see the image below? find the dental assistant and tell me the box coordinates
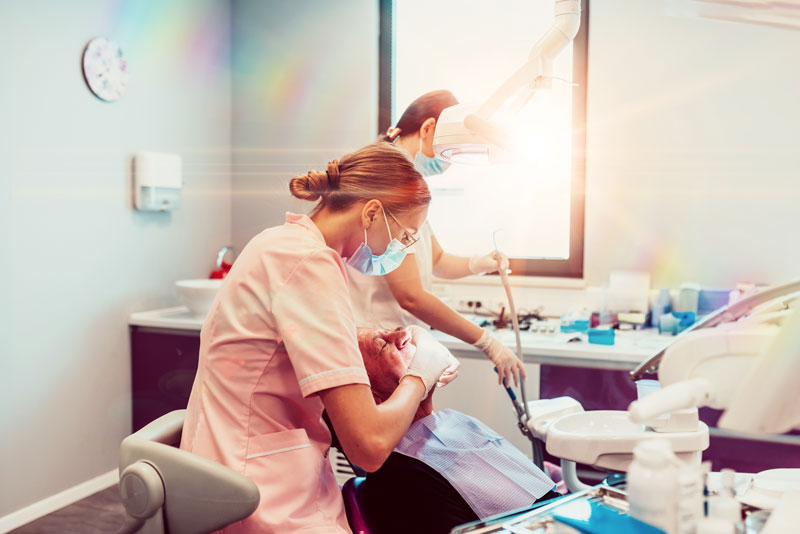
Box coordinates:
[180,143,452,534]
[348,90,527,387]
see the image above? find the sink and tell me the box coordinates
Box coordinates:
[175,279,223,316]
[546,410,709,471]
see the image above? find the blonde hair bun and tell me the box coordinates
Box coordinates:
[289,170,328,201]
[289,160,341,201]
[287,143,430,216]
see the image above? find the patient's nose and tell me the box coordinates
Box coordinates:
[386,329,410,349]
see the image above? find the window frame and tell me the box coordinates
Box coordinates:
[379,0,589,279]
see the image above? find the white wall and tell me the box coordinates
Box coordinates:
[584,0,800,288]
[228,0,800,293]
[230,0,379,249]
[0,0,231,518]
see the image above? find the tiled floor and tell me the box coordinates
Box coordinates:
[9,485,126,534]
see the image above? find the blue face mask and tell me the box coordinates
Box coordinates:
[346,209,407,276]
[415,138,451,177]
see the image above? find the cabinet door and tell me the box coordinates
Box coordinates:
[540,364,638,411]
[130,328,200,432]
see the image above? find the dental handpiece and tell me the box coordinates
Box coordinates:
[493,230,530,421]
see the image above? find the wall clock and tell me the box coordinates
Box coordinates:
[82,37,128,102]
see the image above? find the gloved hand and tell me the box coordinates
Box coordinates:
[377,326,457,385]
[468,251,509,275]
[403,326,454,395]
[472,329,527,387]
[436,352,461,387]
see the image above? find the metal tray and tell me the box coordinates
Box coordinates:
[451,483,770,534]
[450,485,628,534]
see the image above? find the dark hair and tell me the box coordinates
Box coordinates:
[379,90,459,142]
[289,143,430,216]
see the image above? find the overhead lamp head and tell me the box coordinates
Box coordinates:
[431,0,581,167]
[432,103,512,165]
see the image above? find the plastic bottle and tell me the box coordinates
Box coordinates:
[677,283,701,314]
[708,469,742,532]
[628,439,680,534]
[675,459,704,534]
[697,517,734,534]
[651,288,672,328]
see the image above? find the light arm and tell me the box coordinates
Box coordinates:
[434,0,581,160]
[474,0,582,122]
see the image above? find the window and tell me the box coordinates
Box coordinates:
[380,0,588,278]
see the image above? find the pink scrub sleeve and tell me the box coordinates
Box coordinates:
[272,248,370,397]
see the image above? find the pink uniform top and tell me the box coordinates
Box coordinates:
[180,213,369,534]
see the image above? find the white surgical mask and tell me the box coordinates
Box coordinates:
[415,137,451,177]
[346,208,407,276]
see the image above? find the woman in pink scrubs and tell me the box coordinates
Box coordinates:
[180,143,453,533]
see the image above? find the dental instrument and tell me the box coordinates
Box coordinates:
[492,229,545,469]
[495,366,544,471]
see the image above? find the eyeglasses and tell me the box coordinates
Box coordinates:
[385,209,420,250]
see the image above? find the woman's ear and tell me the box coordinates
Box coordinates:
[420,117,436,140]
[361,199,383,229]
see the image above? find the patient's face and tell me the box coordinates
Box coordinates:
[357,328,433,420]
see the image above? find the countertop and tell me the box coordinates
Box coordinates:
[130,306,674,369]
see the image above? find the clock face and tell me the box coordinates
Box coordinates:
[82,37,128,102]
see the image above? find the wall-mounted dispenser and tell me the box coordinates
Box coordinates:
[133,152,182,211]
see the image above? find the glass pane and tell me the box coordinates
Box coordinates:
[395,0,575,259]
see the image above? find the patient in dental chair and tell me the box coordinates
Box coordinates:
[342,327,560,534]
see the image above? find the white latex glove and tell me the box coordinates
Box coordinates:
[436,353,461,388]
[404,326,454,394]
[468,251,509,275]
[472,329,527,387]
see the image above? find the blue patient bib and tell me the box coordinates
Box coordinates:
[394,409,555,519]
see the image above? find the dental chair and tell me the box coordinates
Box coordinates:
[341,477,375,534]
[118,410,260,534]
[121,410,374,534]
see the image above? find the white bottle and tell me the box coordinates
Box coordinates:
[696,517,734,534]
[676,460,704,534]
[628,439,680,534]
[709,469,742,532]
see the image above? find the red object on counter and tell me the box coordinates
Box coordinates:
[210,246,237,279]
[209,263,232,279]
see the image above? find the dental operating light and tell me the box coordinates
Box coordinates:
[432,0,581,164]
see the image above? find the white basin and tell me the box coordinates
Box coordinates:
[739,469,800,510]
[175,279,223,317]
[546,410,709,471]
[525,396,585,441]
